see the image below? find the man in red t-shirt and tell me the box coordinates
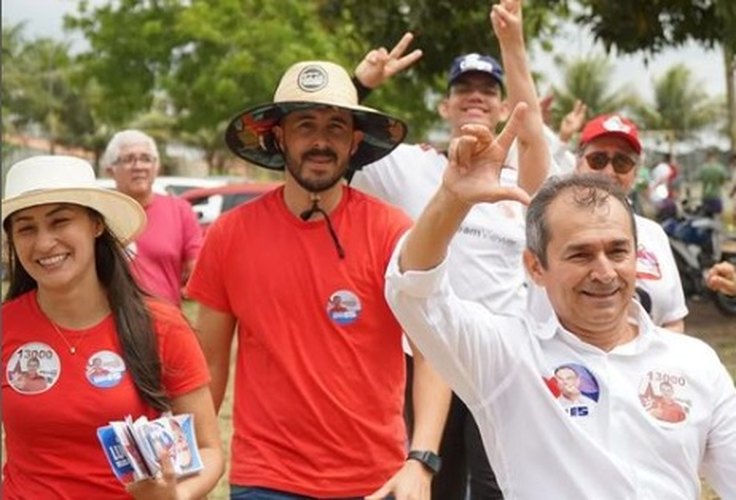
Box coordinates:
[187,59,450,499]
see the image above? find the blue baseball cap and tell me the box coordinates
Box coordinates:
[448,53,504,89]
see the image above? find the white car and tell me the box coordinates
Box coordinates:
[96,176,231,196]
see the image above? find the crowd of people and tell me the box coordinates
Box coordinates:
[2,0,736,498]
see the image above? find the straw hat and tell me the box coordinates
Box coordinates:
[224,61,408,171]
[2,155,146,244]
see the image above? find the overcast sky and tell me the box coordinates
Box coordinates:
[3,0,727,103]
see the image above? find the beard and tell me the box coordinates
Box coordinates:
[282,143,349,193]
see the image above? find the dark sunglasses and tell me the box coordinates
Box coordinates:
[585,151,637,174]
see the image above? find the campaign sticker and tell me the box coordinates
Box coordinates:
[5,342,60,395]
[638,369,691,424]
[86,350,126,388]
[636,245,662,280]
[326,290,361,325]
[545,363,600,418]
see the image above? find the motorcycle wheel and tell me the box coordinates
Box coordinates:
[714,291,736,316]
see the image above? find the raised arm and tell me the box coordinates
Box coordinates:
[400,105,530,273]
[491,0,549,194]
[354,32,423,92]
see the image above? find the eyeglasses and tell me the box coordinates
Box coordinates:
[114,153,157,168]
[584,151,637,174]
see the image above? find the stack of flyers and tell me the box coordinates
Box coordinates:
[96,413,204,485]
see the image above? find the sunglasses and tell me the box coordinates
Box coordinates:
[584,151,637,174]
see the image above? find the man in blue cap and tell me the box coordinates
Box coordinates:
[351,1,549,498]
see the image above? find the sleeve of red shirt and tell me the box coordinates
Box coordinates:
[148,300,211,397]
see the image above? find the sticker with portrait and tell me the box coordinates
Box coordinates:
[326,290,362,325]
[638,369,691,424]
[86,350,126,388]
[5,342,60,395]
[545,363,600,418]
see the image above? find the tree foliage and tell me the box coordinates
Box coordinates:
[632,64,721,151]
[551,54,638,124]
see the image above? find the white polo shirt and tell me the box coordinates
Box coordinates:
[386,242,736,499]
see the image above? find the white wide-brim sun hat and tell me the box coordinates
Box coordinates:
[2,155,146,244]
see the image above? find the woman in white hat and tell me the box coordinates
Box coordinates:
[1,156,223,499]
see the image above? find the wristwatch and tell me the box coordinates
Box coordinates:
[407,450,442,474]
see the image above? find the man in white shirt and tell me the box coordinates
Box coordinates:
[351,1,549,497]
[385,117,736,498]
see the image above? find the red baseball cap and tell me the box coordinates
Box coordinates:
[579,114,642,155]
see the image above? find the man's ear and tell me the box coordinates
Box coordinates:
[523,248,546,287]
[272,125,284,152]
[438,99,450,120]
[351,130,364,156]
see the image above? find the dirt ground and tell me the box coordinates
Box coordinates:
[684,298,736,378]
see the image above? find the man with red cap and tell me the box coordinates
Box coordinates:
[528,113,688,332]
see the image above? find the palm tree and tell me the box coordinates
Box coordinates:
[632,64,721,154]
[551,54,639,126]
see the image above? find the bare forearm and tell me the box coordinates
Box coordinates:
[176,447,224,500]
[399,187,471,272]
[663,319,685,333]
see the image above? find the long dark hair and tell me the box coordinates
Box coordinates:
[3,209,170,412]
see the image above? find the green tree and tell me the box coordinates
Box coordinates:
[1,23,94,154]
[551,54,638,124]
[572,0,736,149]
[632,64,721,154]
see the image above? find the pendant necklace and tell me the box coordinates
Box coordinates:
[47,318,85,355]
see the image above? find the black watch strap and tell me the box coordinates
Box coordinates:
[407,450,442,474]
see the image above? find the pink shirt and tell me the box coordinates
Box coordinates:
[129,194,202,305]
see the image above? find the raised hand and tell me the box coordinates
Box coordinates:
[490,0,524,47]
[443,102,532,206]
[559,100,588,143]
[354,32,423,90]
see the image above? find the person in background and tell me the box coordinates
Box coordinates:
[383,115,736,496]
[103,130,202,306]
[697,148,729,217]
[2,155,223,499]
[352,1,549,497]
[527,114,688,332]
[188,59,449,499]
[648,153,679,221]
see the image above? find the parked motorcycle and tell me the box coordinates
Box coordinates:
[661,204,736,316]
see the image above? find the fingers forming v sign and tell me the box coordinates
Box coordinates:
[354,32,423,89]
[490,0,523,45]
[445,103,532,206]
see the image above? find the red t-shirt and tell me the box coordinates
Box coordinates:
[1,292,210,499]
[187,185,410,497]
[129,194,202,305]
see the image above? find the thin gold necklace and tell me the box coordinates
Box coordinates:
[47,318,85,355]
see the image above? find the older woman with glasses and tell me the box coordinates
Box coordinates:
[528,114,688,332]
[1,156,223,499]
[103,130,202,307]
